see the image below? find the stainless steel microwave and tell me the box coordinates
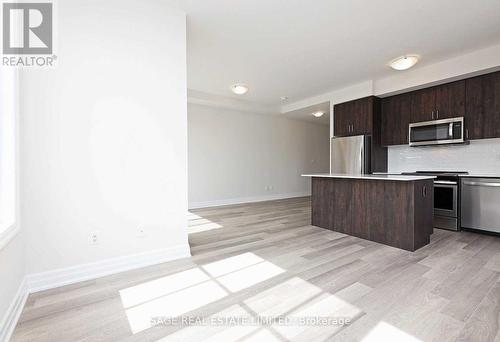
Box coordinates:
[409,117,465,146]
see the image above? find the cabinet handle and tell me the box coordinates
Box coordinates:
[422,185,427,198]
[466,128,469,139]
[431,111,435,120]
[436,110,439,119]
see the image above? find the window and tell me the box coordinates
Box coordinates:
[0,69,18,248]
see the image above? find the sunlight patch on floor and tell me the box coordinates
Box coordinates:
[122,252,285,334]
[244,277,362,340]
[188,211,223,233]
[216,261,285,292]
[146,274,367,341]
[202,252,265,278]
[124,280,227,334]
[362,321,422,342]
[275,291,362,340]
[187,212,202,220]
[119,268,210,309]
[244,277,323,316]
[188,221,223,234]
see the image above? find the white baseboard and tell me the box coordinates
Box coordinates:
[0,277,28,342]
[189,191,310,209]
[26,244,191,293]
[0,244,191,341]
[0,243,191,341]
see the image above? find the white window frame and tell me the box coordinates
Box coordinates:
[0,69,19,250]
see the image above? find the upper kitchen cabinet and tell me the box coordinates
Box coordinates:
[411,81,465,123]
[411,87,436,123]
[381,93,411,146]
[435,80,465,119]
[334,96,379,137]
[465,71,500,140]
[333,101,353,137]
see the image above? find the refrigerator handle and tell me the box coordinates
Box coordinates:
[360,138,365,174]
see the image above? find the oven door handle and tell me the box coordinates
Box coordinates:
[434,180,458,185]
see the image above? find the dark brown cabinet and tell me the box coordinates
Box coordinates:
[465,71,500,140]
[411,87,436,123]
[334,96,376,137]
[380,80,467,146]
[435,81,465,119]
[344,71,500,147]
[351,97,373,135]
[410,81,465,123]
[381,93,411,146]
[333,101,353,137]
[334,96,386,172]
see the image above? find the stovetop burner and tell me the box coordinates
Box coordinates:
[415,171,469,175]
[401,171,469,182]
[402,171,469,176]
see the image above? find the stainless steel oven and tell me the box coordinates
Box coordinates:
[409,117,464,146]
[403,171,468,231]
[434,180,459,230]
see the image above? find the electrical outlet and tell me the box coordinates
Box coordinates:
[89,230,100,245]
[269,185,274,190]
[137,227,146,238]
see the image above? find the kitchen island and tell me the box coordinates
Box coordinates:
[302,173,435,251]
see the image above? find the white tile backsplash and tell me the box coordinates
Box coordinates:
[388,138,500,174]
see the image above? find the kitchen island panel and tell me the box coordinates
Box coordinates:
[310,177,434,251]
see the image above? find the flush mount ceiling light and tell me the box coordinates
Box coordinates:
[389,55,420,71]
[230,83,249,95]
[312,111,325,118]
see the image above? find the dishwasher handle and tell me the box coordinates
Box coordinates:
[463,181,500,187]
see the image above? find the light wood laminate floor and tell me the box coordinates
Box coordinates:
[11,197,500,342]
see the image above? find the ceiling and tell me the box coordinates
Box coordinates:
[283,102,330,125]
[167,0,500,109]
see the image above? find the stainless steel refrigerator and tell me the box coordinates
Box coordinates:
[330,135,372,174]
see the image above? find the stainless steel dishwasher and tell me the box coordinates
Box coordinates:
[461,177,500,233]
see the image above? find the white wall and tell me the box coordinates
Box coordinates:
[188,104,330,208]
[0,230,25,342]
[20,0,189,275]
[0,69,25,342]
[0,70,17,233]
[388,138,500,174]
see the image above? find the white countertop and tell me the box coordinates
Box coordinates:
[302,173,436,181]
